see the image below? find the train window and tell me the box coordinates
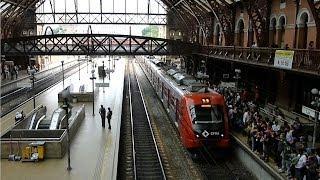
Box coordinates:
[170,96,175,106]
[190,105,223,124]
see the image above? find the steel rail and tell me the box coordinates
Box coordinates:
[128,61,166,180]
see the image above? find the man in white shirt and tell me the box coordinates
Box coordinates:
[295,150,307,180]
[286,126,294,145]
[243,109,250,125]
[15,111,22,123]
[272,121,280,132]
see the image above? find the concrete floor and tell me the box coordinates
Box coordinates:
[1,57,125,180]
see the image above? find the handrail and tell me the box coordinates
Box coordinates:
[203,45,320,52]
[200,46,320,75]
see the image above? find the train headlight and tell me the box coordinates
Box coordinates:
[196,134,200,138]
[201,98,210,104]
[221,134,224,137]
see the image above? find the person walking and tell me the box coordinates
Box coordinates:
[107,107,112,129]
[99,105,106,128]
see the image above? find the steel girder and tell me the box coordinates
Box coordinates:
[35,12,167,25]
[245,0,272,47]
[307,0,320,48]
[1,34,199,56]
[1,0,45,35]
[207,0,235,46]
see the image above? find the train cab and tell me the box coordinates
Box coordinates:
[180,93,230,149]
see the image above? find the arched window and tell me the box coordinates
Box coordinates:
[277,16,286,48]
[269,17,277,47]
[247,19,254,47]
[237,19,245,46]
[169,30,175,40]
[214,24,221,45]
[299,12,309,49]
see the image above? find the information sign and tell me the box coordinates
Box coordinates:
[95,83,109,87]
[302,105,320,120]
[274,50,294,69]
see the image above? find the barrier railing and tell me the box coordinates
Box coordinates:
[201,46,320,75]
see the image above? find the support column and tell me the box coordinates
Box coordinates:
[296,23,306,49]
[276,72,290,109]
[234,30,239,46]
[269,29,276,46]
[276,26,283,48]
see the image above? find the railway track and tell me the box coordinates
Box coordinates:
[118,58,254,180]
[128,60,166,179]
[135,57,254,180]
[193,147,255,180]
[0,62,86,117]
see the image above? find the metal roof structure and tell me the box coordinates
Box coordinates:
[1,0,320,47]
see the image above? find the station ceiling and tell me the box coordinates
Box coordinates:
[1,0,235,31]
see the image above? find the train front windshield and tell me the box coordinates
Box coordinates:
[190,105,223,124]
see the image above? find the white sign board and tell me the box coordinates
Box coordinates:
[105,69,114,73]
[220,81,236,88]
[95,83,109,87]
[17,82,32,88]
[302,105,320,120]
[274,50,294,69]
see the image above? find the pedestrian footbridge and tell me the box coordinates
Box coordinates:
[1,34,198,56]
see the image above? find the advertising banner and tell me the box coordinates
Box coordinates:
[274,50,294,69]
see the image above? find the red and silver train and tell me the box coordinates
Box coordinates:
[140,56,230,149]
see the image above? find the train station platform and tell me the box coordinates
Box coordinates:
[1,58,125,180]
[1,57,79,86]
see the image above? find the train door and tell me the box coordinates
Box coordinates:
[175,99,180,123]
[167,89,170,108]
[161,82,164,99]
[163,86,167,104]
[151,71,154,85]
[156,77,159,91]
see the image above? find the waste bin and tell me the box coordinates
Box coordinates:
[72,97,77,103]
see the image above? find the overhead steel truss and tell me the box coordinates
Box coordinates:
[1,34,199,56]
[35,13,167,25]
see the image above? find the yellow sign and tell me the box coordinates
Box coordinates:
[274,50,294,69]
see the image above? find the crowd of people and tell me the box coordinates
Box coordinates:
[1,62,40,81]
[1,64,20,80]
[214,86,320,180]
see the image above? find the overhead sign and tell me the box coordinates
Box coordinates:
[17,82,32,88]
[302,105,320,120]
[105,69,114,73]
[274,50,294,69]
[95,83,109,87]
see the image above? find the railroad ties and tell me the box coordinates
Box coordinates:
[128,61,166,180]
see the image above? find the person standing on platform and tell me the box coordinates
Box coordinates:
[15,111,22,123]
[14,65,19,79]
[107,107,112,129]
[10,66,15,80]
[99,105,106,128]
[4,65,9,79]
